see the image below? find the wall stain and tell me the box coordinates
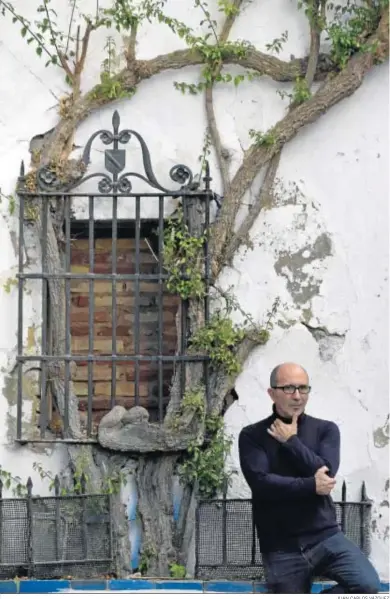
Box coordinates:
[373,415,389,448]
[274,233,332,305]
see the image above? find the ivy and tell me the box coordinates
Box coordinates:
[265,30,289,54]
[325,1,386,68]
[249,128,277,147]
[190,313,246,376]
[163,208,206,300]
[178,413,233,499]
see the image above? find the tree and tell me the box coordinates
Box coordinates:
[1,0,388,577]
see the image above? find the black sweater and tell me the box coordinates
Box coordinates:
[238,408,341,553]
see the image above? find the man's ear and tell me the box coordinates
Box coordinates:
[267,388,274,401]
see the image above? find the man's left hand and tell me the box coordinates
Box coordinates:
[267,414,298,443]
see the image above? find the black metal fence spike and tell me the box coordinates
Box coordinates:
[341,480,347,502]
[361,481,367,501]
[54,475,61,496]
[0,478,3,499]
[19,160,25,177]
[80,472,87,493]
[26,477,33,495]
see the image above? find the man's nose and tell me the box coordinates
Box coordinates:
[292,389,301,399]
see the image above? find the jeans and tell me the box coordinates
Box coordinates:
[262,532,381,594]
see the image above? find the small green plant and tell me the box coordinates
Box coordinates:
[265,30,288,54]
[326,1,384,68]
[3,277,18,293]
[178,413,233,498]
[190,313,246,376]
[163,208,206,299]
[249,128,277,147]
[139,544,157,575]
[291,77,311,105]
[169,562,187,578]
[0,466,28,497]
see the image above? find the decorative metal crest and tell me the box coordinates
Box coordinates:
[35,111,196,193]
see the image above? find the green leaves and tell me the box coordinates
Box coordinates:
[163,208,206,300]
[249,128,277,147]
[190,314,246,376]
[178,414,233,499]
[326,1,384,68]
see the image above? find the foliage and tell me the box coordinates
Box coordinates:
[169,563,187,578]
[163,208,206,300]
[190,313,245,375]
[138,544,157,575]
[0,465,28,497]
[326,1,385,68]
[178,413,233,498]
[248,128,277,147]
[265,30,289,54]
[32,457,125,496]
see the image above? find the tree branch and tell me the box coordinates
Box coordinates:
[203,0,243,196]
[125,21,138,67]
[210,9,389,276]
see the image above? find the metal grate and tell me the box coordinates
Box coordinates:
[15,110,213,442]
[195,482,372,580]
[0,476,113,579]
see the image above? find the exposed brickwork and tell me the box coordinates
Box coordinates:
[70,237,179,431]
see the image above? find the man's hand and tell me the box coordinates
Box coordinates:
[267,414,298,443]
[315,465,336,495]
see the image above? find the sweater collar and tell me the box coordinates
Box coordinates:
[272,403,306,425]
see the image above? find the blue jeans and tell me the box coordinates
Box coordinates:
[262,532,380,594]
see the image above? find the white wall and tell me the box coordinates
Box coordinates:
[0,0,388,579]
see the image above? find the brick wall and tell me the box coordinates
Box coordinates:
[70,236,179,432]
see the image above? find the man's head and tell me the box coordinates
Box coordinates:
[268,362,311,419]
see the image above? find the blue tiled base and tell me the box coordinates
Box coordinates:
[0,578,388,593]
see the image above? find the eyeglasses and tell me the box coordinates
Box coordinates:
[272,385,311,395]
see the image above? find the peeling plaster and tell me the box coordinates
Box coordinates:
[373,415,390,448]
[274,233,332,305]
[301,322,345,362]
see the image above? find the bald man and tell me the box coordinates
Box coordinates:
[238,363,380,594]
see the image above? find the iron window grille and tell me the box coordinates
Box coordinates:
[15,110,212,443]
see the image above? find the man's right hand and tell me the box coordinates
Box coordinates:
[315,465,336,495]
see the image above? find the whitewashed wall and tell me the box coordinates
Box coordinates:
[0,0,388,579]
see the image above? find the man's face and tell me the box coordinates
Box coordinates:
[268,364,310,419]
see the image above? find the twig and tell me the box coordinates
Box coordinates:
[65,0,77,57]
[0,0,54,61]
[203,0,244,197]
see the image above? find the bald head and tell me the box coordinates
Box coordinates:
[270,363,309,388]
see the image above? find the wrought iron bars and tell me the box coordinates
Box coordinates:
[16,111,212,441]
[195,482,372,581]
[0,474,113,580]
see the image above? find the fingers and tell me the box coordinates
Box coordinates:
[292,413,298,424]
[317,465,329,474]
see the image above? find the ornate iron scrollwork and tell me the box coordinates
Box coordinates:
[36,110,195,193]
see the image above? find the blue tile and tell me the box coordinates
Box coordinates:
[71,580,108,590]
[0,581,17,593]
[205,581,254,593]
[155,580,203,591]
[253,582,267,593]
[19,580,70,593]
[381,581,390,592]
[109,579,156,590]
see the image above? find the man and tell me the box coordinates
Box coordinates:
[238,362,380,594]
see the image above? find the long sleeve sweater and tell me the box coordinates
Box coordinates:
[238,407,341,553]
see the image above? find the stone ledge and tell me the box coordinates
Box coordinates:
[0,579,388,593]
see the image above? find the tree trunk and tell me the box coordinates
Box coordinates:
[136,454,179,576]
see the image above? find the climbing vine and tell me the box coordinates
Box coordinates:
[0,0,388,579]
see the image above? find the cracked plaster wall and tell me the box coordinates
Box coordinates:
[0,0,388,580]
